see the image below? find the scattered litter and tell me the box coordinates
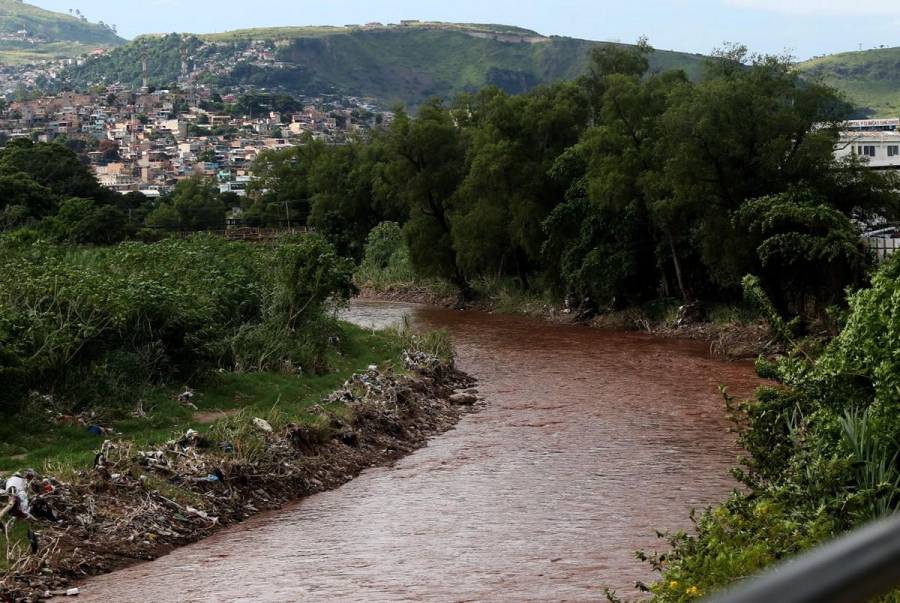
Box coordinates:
[184,506,218,524]
[252,418,273,433]
[0,348,476,601]
[3,473,32,519]
[176,388,199,410]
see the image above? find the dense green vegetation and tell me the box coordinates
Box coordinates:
[0,233,355,416]
[55,33,211,91]
[254,43,898,326]
[242,45,900,597]
[57,27,707,106]
[640,255,900,601]
[799,47,900,117]
[6,28,900,598]
[0,322,400,474]
[0,0,123,63]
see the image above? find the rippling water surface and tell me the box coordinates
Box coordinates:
[73,301,761,602]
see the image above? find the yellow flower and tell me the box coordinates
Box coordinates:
[669,580,680,590]
[686,586,701,598]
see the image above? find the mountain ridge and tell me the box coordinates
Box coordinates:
[0,0,124,64]
[57,23,710,107]
[798,47,900,117]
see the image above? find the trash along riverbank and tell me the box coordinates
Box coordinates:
[0,350,476,602]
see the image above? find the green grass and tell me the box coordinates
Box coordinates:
[63,27,708,108]
[0,323,402,474]
[0,42,116,65]
[0,0,123,64]
[470,276,554,315]
[1,322,409,570]
[199,26,352,42]
[198,23,544,44]
[798,47,900,117]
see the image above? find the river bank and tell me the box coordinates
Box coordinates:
[357,285,778,360]
[50,300,763,602]
[1,347,476,601]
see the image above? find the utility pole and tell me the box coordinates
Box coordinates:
[180,46,189,82]
[141,47,149,92]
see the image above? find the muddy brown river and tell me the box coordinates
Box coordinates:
[73,301,762,602]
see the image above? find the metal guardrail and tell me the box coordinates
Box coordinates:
[707,514,900,603]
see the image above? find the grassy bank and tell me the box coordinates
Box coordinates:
[0,233,378,577]
[0,323,408,569]
[0,335,474,598]
[0,323,401,475]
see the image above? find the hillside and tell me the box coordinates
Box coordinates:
[57,23,709,106]
[798,48,900,118]
[0,0,124,64]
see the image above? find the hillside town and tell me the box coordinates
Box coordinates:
[0,85,393,197]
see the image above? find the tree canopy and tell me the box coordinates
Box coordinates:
[251,43,897,321]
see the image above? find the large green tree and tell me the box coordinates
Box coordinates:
[660,48,858,291]
[0,139,105,201]
[451,82,590,286]
[246,137,326,227]
[384,101,469,294]
[306,135,404,259]
[170,176,227,231]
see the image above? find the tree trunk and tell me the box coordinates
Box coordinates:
[667,229,690,302]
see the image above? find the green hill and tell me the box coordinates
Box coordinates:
[798,48,900,118]
[0,0,124,64]
[58,24,709,106]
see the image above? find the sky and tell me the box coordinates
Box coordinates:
[33,0,900,60]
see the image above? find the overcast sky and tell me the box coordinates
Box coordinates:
[35,0,900,60]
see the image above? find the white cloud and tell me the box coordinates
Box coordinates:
[726,0,900,15]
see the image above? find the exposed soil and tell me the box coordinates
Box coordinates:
[191,409,241,424]
[0,357,475,602]
[357,285,464,308]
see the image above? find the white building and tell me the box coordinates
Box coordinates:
[836,118,900,170]
[836,120,900,261]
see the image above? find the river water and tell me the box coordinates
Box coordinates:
[73,301,761,602]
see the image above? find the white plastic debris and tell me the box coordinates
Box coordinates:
[252,417,273,433]
[66,587,80,596]
[185,506,219,524]
[185,506,208,519]
[4,474,30,517]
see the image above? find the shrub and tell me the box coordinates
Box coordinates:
[650,254,900,600]
[355,222,417,287]
[0,234,353,414]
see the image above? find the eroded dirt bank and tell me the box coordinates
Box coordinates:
[357,287,777,360]
[1,354,475,602]
[63,301,764,602]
